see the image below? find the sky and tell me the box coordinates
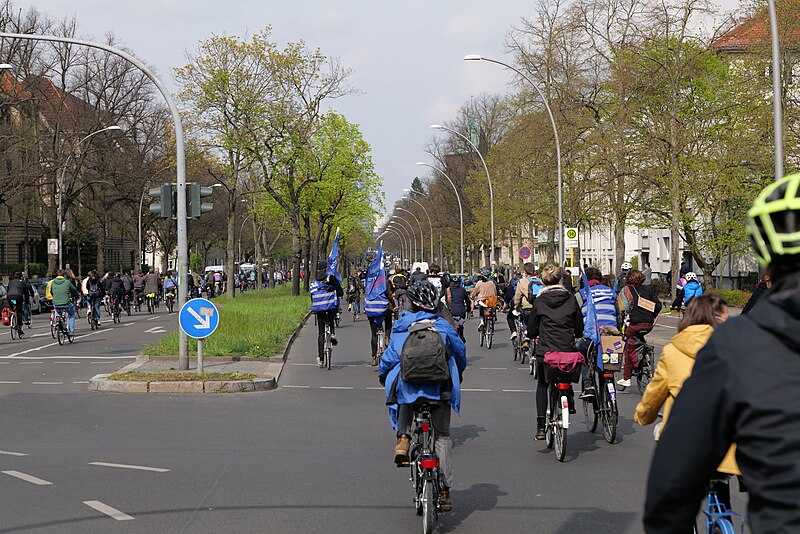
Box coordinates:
[20,0,743,224]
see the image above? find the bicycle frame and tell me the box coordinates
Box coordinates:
[407,403,442,530]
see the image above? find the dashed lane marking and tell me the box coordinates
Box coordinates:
[291,363,321,366]
[462,388,492,392]
[0,450,28,456]
[83,501,134,521]
[32,382,64,385]
[282,385,310,388]
[147,316,161,321]
[480,367,508,370]
[0,381,21,384]
[502,389,534,393]
[2,470,52,485]
[89,462,170,473]
[365,387,384,390]
[31,333,49,338]
[73,381,89,384]
[91,361,115,364]
[320,386,354,390]
[54,361,80,364]
[18,362,43,365]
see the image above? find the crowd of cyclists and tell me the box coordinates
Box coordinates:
[309,174,800,530]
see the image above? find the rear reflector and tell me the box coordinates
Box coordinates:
[557,383,571,390]
[422,423,430,433]
[420,459,439,469]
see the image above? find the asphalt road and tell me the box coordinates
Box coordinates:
[0,303,748,533]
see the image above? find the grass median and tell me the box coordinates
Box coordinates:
[143,285,310,358]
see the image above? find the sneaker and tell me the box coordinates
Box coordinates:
[510,331,517,340]
[96,321,102,326]
[331,335,338,346]
[317,357,325,368]
[440,488,453,512]
[534,417,546,440]
[617,378,631,387]
[579,388,595,400]
[18,330,24,338]
[371,356,378,367]
[394,435,411,464]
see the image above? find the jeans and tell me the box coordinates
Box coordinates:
[55,303,76,333]
[88,295,101,320]
[369,311,393,358]
[397,401,453,488]
[22,302,31,324]
[316,310,337,360]
[353,296,361,314]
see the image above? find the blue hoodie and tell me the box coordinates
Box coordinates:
[379,310,468,431]
[683,280,703,304]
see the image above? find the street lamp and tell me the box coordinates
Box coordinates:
[430,123,495,269]
[397,205,426,263]
[391,217,417,261]
[0,63,11,70]
[385,226,408,265]
[58,125,123,270]
[415,162,465,274]
[402,189,434,263]
[464,54,565,263]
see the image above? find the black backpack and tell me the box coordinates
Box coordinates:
[400,320,450,384]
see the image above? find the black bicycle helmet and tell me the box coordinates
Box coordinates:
[406,280,438,312]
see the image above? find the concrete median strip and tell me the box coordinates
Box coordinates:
[89,372,276,393]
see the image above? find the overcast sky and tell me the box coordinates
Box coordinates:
[22,0,743,223]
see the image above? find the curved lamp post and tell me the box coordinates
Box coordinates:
[464,54,564,264]
[402,190,434,264]
[391,217,417,261]
[416,162,464,274]
[430,123,495,269]
[59,125,122,269]
[397,205,427,263]
[385,226,408,264]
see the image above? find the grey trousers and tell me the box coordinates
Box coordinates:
[397,401,453,488]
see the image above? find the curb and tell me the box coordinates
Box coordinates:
[273,311,312,384]
[89,374,277,393]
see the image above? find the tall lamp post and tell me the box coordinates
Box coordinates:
[415,162,465,274]
[59,125,122,270]
[463,54,564,263]
[402,189,434,264]
[391,217,417,261]
[385,226,408,265]
[430,123,495,269]
[767,0,784,180]
[396,207,426,263]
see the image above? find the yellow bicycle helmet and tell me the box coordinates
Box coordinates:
[748,173,800,267]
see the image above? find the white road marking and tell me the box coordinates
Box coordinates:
[9,356,132,360]
[365,387,384,390]
[55,361,81,364]
[320,386,354,390]
[31,333,49,338]
[291,363,320,366]
[32,382,64,385]
[658,324,677,330]
[0,362,8,364]
[1,329,106,358]
[0,381,22,384]
[462,388,492,392]
[144,327,167,334]
[2,470,52,485]
[147,316,161,321]
[502,389,534,393]
[83,501,134,521]
[0,450,28,456]
[73,381,89,384]
[282,385,310,388]
[89,461,170,473]
[91,361,115,364]
[124,323,135,327]
[480,367,508,370]
[18,362,43,365]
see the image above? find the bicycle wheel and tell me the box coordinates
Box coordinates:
[89,314,96,331]
[511,337,518,361]
[10,312,17,340]
[57,326,65,346]
[583,396,598,433]
[602,393,618,444]
[545,389,555,449]
[421,480,435,534]
[50,317,56,339]
[712,519,736,534]
[530,356,536,377]
[67,328,74,343]
[554,414,567,462]
[637,353,653,394]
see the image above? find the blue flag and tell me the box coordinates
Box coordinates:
[365,244,389,317]
[581,270,603,369]
[327,229,342,283]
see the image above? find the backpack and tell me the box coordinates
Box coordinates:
[1,307,10,326]
[165,279,176,291]
[526,276,541,305]
[400,320,451,384]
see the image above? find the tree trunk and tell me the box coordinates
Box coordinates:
[253,219,261,292]
[226,191,236,298]
[291,216,301,296]
[613,220,626,275]
[302,215,312,293]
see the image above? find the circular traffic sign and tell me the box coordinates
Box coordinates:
[519,246,531,260]
[566,228,578,240]
[178,298,220,339]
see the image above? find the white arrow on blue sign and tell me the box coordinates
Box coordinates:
[178,298,219,339]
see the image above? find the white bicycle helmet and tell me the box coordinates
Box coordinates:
[685,271,697,281]
[621,262,632,271]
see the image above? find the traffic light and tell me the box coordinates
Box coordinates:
[149,183,175,219]
[188,182,214,219]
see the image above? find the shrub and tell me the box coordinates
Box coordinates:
[651,278,669,298]
[707,289,752,309]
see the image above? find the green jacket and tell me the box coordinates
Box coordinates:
[50,277,78,306]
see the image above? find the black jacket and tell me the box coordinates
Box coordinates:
[741,281,770,315]
[447,285,471,318]
[6,279,27,299]
[621,284,662,325]
[527,286,583,358]
[644,271,800,533]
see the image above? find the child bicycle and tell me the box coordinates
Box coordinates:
[693,478,744,534]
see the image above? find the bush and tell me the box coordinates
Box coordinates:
[707,289,752,309]
[0,262,47,277]
[651,278,669,298]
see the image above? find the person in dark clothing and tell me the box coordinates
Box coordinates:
[310,260,344,366]
[616,269,662,387]
[6,272,28,337]
[643,174,800,533]
[527,265,583,440]
[741,273,772,315]
[446,276,472,342]
[19,273,34,326]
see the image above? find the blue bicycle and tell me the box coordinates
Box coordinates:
[694,478,744,534]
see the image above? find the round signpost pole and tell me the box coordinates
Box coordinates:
[198,338,204,374]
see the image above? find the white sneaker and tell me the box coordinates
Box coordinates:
[510,331,517,340]
[617,378,631,387]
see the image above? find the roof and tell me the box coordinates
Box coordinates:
[712,10,800,52]
[0,70,32,99]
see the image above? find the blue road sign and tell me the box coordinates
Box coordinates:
[179,298,219,339]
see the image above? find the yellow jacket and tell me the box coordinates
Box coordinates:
[634,324,739,475]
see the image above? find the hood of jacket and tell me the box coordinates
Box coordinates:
[536,285,572,308]
[670,324,714,359]
[393,310,439,333]
[52,277,68,287]
[749,270,800,351]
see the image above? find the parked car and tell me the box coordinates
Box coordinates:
[30,279,52,314]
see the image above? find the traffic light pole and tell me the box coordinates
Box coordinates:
[0,32,190,371]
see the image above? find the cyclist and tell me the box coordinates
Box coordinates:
[346,269,363,319]
[682,271,703,307]
[133,270,145,308]
[644,174,800,532]
[163,272,178,299]
[378,280,467,512]
[143,269,159,306]
[616,269,661,388]
[49,269,79,335]
[366,264,395,367]
[635,295,738,510]
[504,269,522,340]
[106,273,124,315]
[577,267,618,398]
[121,270,133,306]
[527,265,583,440]
[20,273,34,326]
[445,275,471,342]
[84,270,104,326]
[310,260,344,367]
[389,269,408,314]
[472,271,498,333]
[6,272,27,337]
[741,272,772,314]
[613,261,632,293]
[513,263,541,340]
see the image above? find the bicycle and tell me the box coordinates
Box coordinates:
[122,293,131,316]
[335,309,341,328]
[377,321,386,357]
[582,341,620,444]
[8,299,21,340]
[691,478,744,534]
[53,306,74,345]
[165,291,175,314]
[87,304,99,331]
[545,369,573,462]
[110,297,122,324]
[617,335,655,394]
[146,292,156,314]
[511,313,526,362]
[478,304,495,349]
[133,290,143,312]
[403,402,444,534]
[322,321,333,370]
